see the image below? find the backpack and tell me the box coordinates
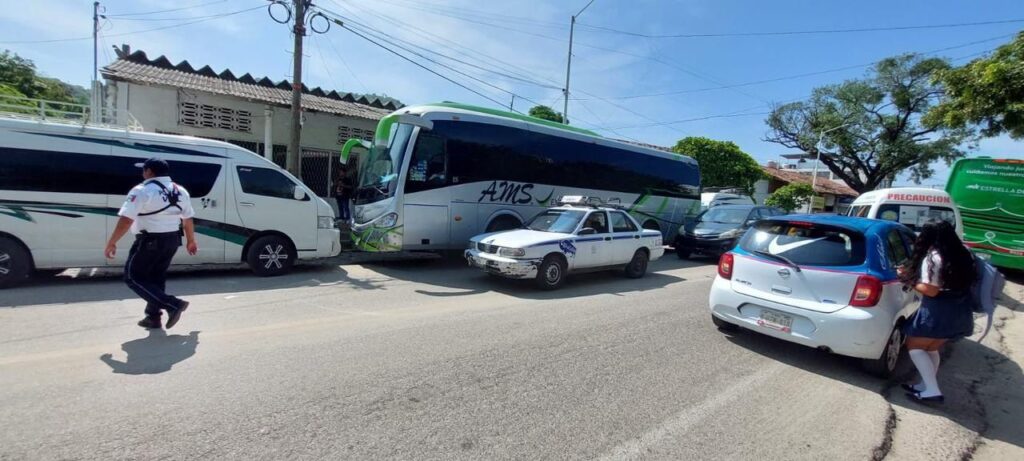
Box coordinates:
[138,180,183,217]
[971,254,1006,341]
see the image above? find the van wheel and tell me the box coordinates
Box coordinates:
[535,255,567,290]
[624,249,649,278]
[0,237,32,289]
[246,235,296,277]
[862,327,902,378]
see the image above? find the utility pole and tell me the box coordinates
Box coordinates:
[562,0,595,126]
[286,0,308,177]
[92,1,101,123]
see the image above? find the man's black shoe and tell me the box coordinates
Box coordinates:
[165,301,189,329]
[137,317,162,329]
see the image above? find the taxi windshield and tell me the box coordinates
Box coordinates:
[527,210,586,233]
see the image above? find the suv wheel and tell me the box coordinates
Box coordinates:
[861,327,902,378]
[246,235,296,277]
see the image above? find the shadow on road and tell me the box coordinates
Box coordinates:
[719,317,1024,452]
[369,254,711,301]
[99,330,201,375]
[2,265,385,308]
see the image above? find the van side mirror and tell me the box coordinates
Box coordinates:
[578,227,597,235]
[293,187,307,201]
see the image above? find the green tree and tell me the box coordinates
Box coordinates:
[927,32,1024,139]
[0,49,88,104]
[765,183,815,212]
[765,54,975,193]
[528,105,564,123]
[672,136,764,196]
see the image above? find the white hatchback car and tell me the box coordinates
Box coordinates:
[466,201,664,289]
[708,214,921,377]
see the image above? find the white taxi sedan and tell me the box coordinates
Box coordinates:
[466,204,664,289]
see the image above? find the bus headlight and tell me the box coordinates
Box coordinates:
[318,216,336,229]
[378,212,399,228]
[499,247,526,258]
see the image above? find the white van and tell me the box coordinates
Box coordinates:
[0,118,341,287]
[847,187,963,235]
[700,192,754,211]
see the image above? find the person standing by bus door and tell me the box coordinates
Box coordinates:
[335,166,353,223]
[104,158,198,330]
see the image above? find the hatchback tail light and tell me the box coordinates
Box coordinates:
[850,275,882,307]
[718,252,735,280]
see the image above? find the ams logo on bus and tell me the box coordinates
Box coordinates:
[479,181,540,204]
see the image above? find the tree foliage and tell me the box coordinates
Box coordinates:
[528,105,564,123]
[764,54,975,193]
[765,183,815,212]
[927,32,1024,139]
[672,136,764,195]
[0,50,88,105]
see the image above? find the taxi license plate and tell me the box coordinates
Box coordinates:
[759,309,793,333]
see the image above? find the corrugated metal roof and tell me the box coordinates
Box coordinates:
[101,48,399,121]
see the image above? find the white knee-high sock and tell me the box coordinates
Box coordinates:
[928,350,940,369]
[909,349,941,397]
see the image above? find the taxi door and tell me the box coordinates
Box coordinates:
[573,211,613,269]
[608,210,642,264]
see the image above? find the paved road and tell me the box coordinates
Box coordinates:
[0,256,1007,460]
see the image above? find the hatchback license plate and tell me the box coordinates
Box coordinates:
[759,309,793,333]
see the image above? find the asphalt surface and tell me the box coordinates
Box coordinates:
[0,255,1012,460]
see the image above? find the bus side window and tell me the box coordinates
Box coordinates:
[405,133,447,193]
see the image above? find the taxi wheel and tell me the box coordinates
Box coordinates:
[624,249,649,278]
[535,255,566,290]
[246,235,296,277]
[862,327,903,378]
[0,237,32,289]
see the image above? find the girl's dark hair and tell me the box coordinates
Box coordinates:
[906,220,975,291]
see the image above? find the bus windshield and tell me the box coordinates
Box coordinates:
[355,123,414,205]
[527,210,586,233]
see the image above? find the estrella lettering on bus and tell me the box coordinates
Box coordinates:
[885,193,951,204]
[478,181,535,204]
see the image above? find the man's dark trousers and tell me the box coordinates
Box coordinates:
[124,232,184,318]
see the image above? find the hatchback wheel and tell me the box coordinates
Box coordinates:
[862,327,902,378]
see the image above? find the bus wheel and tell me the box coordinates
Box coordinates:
[642,220,661,234]
[246,235,296,277]
[486,215,522,233]
[0,237,32,289]
[535,255,567,290]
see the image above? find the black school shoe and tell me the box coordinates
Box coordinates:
[165,301,190,329]
[137,316,162,329]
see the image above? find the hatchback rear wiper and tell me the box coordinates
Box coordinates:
[753,250,801,272]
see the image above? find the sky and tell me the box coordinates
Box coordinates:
[2,0,1023,188]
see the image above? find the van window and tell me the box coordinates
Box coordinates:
[610,211,638,232]
[876,204,956,232]
[848,205,871,217]
[0,148,220,196]
[739,221,866,267]
[236,166,303,200]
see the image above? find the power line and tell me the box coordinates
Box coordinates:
[320,31,370,94]
[106,0,231,17]
[577,17,1024,39]
[0,4,262,44]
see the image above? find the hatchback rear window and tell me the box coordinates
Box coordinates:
[739,221,866,266]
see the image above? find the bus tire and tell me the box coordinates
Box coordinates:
[486,215,522,233]
[535,254,567,290]
[0,236,32,289]
[246,235,296,277]
[642,220,661,235]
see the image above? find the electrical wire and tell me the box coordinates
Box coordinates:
[106,0,231,17]
[577,17,1024,39]
[321,32,370,94]
[0,4,263,44]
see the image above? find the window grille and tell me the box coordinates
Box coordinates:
[179,101,252,133]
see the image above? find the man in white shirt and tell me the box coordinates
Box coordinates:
[105,158,198,330]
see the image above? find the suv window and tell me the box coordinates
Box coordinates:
[236,166,303,200]
[739,221,866,266]
[610,211,638,232]
[885,229,910,269]
[582,211,609,233]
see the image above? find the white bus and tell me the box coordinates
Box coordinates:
[0,117,341,287]
[341,102,701,252]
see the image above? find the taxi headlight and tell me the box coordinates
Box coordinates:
[377,212,399,228]
[318,216,336,229]
[499,247,526,258]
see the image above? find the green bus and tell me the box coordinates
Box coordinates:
[946,157,1024,270]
